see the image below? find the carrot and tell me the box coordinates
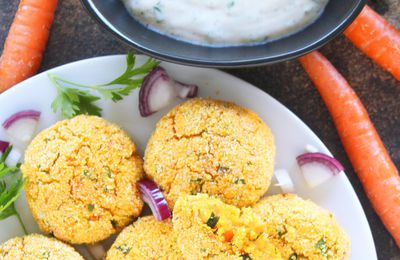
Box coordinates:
[0,0,58,93]
[222,230,234,242]
[298,51,400,246]
[344,5,400,80]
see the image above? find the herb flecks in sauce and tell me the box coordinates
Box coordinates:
[122,0,329,45]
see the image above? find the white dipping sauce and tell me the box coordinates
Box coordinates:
[122,0,329,46]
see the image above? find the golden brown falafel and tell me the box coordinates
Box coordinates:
[22,115,144,244]
[173,194,282,259]
[106,216,181,259]
[0,234,83,259]
[144,98,275,208]
[253,194,350,260]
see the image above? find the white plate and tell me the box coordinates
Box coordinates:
[0,55,376,259]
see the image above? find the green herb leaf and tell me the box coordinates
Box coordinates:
[116,244,131,255]
[0,163,19,179]
[233,178,246,184]
[315,238,328,257]
[240,253,252,260]
[50,82,102,118]
[0,177,25,213]
[206,212,220,228]
[111,219,118,229]
[289,253,298,260]
[87,204,95,212]
[0,202,16,220]
[0,147,27,234]
[49,52,160,118]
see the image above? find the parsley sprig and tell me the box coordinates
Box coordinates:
[0,146,27,234]
[48,52,160,118]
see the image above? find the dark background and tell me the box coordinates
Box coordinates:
[0,0,399,258]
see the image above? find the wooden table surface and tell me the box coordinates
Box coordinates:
[0,0,399,259]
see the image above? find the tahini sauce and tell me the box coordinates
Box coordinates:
[122,0,329,46]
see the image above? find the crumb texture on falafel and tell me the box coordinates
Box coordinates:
[172,194,282,259]
[253,194,350,260]
[0,234,83,260]
[106,216,182,260]
[21,115,144,244]
[144,98,275,208]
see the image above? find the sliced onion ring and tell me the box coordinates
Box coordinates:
[137,179,171,221]
[297,152,344,188]
[2,110,41,145]
[274,169,295,193]
[139,67,199,117]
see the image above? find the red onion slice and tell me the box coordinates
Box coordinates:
[0,140,9,154]
[139,67,198,117]
[297,152,344,188]
[137,179,171,221]
[2,110,41,145]
[274,169,295,193]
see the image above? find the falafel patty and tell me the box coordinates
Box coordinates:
[253,194,350,260]
[21,115,144,244]
[173,194,282,259]
[0,234,83,259]
[144,98,275,208]
[106,216,182,259]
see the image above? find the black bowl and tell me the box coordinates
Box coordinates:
[81,0,366,68]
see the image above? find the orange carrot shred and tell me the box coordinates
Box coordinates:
[344,5,400,80]
[222,230,234,242]
[299,51,400,247]
[0,0,58,93]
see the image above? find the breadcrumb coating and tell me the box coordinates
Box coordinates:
[144,98,275,208]
[21,115,144,244]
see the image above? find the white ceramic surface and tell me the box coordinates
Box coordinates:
[0,55,376,259]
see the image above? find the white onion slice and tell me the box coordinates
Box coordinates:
[137,179,171,221]
[274,169,295,193]
[139,67,199,117]
[297,152,344,188]
[175,81,198,99]
[4,147,22,167]
[2,110,40,145]
[86,243,106,260]
[148,77,178,112]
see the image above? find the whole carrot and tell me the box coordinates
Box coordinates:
[344,5,400,80]
[299,51,400,246]
[0,0,58,93]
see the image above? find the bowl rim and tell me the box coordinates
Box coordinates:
[80,0,367,68]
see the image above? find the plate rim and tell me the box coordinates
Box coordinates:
[0,54,377,258]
